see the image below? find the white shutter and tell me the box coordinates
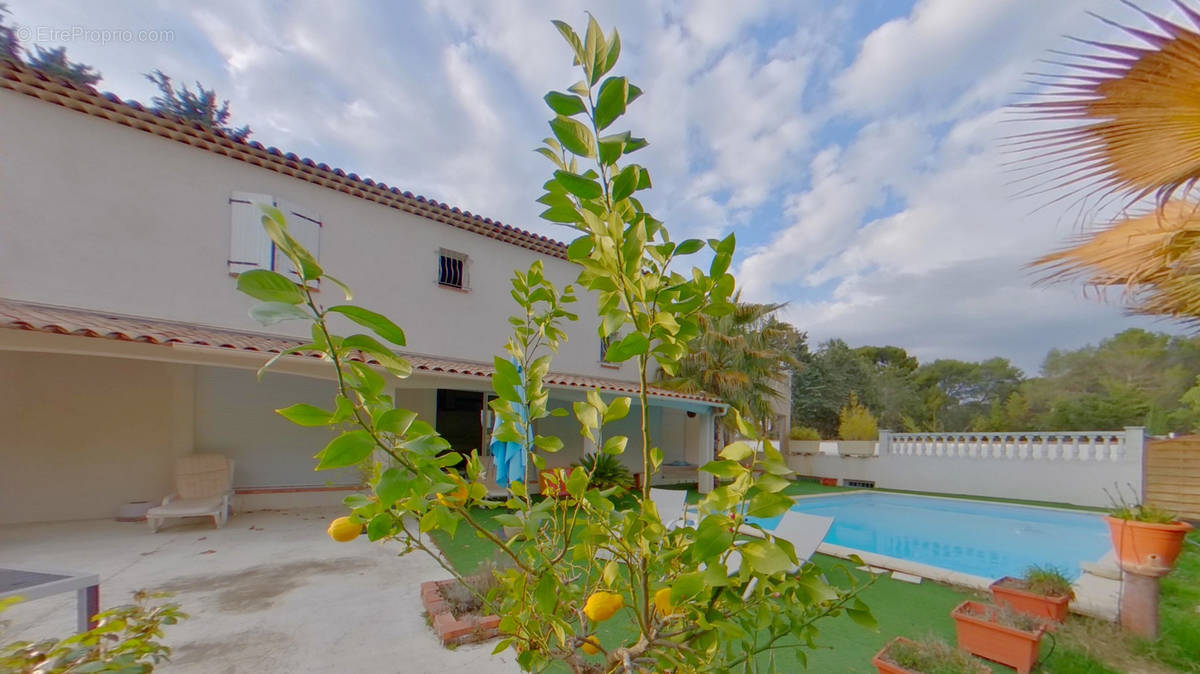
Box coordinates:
[229,192,274,274]
[275,200,322,283]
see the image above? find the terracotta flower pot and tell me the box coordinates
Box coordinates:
[871,636,988,674]
[989,576,1071,623]
[1104,515,1194,571]
[871,637,921,674]
[951,601,1044,674]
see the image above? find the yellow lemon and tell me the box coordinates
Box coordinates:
[326,516,362,542]
[436,474,469,507]
[580,635,601,655]
[583,591,624,622]
[653,587,673,616]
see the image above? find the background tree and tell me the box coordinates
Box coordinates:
[662,299,801,436]
[791,339,875,438]
[145,69,251,141]
[26,45,101,87]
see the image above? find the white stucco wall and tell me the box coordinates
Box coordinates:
[0,89,623,381]
[786,438,1142,508]
[192,366,360,488]
[0,352,193,524]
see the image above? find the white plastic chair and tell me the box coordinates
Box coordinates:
[146,454,235,532]
[726,510,833,576]
[649,488,696,529]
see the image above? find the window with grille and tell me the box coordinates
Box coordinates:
[437,250,468,289]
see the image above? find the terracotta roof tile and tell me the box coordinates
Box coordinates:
[0,298,720,405]
[0,60,569,259]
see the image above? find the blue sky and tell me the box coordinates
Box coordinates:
[7,0,1190,373]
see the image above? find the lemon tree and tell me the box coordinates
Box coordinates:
[236,15,873,673]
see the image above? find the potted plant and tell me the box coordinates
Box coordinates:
[989,565,1074,623]
[871,636,989,674]
[788,426,821,455]
[837,394,878,457]
[951,601,1046,674]
[1104,484,1194,572]
[421,559,507,646]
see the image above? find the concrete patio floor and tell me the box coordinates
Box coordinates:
[0,507,519,673]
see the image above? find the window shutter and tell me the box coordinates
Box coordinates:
[275,200,322,282]
[229,192,274,274]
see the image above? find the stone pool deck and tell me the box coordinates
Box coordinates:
[0,507,519,673]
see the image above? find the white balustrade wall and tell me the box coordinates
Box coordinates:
[786,428,1144,508]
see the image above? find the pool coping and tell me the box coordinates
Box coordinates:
[790,490,1119,620]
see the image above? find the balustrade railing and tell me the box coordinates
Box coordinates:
[880,428,1143,463]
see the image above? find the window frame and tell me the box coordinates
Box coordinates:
[436,248,470,291]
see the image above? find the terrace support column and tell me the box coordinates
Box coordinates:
[698,409,715,494]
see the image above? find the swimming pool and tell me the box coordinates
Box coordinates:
[754,492,1110,580]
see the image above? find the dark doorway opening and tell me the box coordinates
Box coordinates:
[436,389,484,468]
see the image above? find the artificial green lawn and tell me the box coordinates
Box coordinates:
[427,485,1190,672]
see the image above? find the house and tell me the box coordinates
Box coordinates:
[0,60,730,525]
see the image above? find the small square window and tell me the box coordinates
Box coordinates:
[438,250,468,290]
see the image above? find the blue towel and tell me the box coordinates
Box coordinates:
[489,358,529,487]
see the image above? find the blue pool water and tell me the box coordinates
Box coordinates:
[753,493,1110,580]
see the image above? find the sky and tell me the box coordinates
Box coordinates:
[6,0,1192,374]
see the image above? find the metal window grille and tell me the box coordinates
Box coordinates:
[438,251,466,289]
[844,479,875,489]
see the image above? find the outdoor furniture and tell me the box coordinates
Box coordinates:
[0,567,100,632]
[726,510,833,576]
[147,453,234,532]
[649,488,697,529]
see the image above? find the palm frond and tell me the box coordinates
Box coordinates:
[1010,2,1200,210]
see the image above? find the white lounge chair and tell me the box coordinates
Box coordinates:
[649,488,696,529]
[147,454,235,532]
[726,510,833,576]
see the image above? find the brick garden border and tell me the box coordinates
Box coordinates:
[421,579,501,646]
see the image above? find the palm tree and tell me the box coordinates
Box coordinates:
[1015,2,1200,324]
[660,298,802,438]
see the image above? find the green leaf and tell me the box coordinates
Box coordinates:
[534,572,558,614]
[326,305,406,346]
[593,76,628,130]
[847,600,878,631]
[611,165,638,202]
[675,239,704,256]
[746,491,794,518]
[671,571,707,603]
[544,91,587,116]
[700,460,742,479]
[316,430,375,470]
[740,539,794,575]
[719,442,755,462]
[342,334,413,377]
[533,435,564,452]
[691,515,734,561]
[366,512,393,541]
[604,332,649,362]
[755,473,791,493]
[554,170,604,199]
[549,115,596,158]
[603,397,631,423]
[602,435,627,455]
[566,466,588,499]
[236,269,304,304]
[249,302,310,325]
[276,403,333,427]
[375,467,407,506]
[376,408,418,435]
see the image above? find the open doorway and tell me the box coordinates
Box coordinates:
[435,389,484,469]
